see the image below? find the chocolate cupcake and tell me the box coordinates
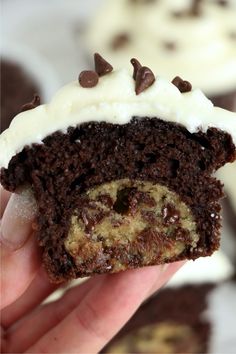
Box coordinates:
[0,55,236,283]
[86,0,236,111]
[1,59,41,132]
[104,280,236,353]
[104,284,214,353]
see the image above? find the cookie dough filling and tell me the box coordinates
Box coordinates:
[107,322,202,354]
[65,179,198,273]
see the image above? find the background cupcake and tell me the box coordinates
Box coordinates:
[86,0,236,111]
[1,41,60,132]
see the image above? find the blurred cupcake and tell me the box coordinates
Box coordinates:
[1,41,60,132]
[217,162,236,262]
[86,0,236,111]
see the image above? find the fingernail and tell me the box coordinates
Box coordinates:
[0,188,37,251]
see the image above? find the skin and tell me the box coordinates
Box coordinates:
[0,186,184,353]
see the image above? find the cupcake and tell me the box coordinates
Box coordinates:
[1,40,60,132]
[0,54,235,283]
[1,59,41,133]
[104,280,236,353]
[86,0,236,111]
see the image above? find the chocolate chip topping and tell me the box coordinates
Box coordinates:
[229,31,236,40]
[79,70,99,88]
[217,0,228,6]
[134,66,155,95]
[94,53,113,77]
[130,0,156,4]
[163,41,177,51]
[162,204,180,225]
[20,94,41,112]
[111,33,130,50]
[172,76,192,93]
[189,0,203,16]
[130,58,142,80]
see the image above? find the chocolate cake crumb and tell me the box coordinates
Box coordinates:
[135,66,155,95]
[131,58,142,80]
[20,94,41,112]
[111,33,130,50]
[162,204,180,225]
[172,76,192,93]
[79,70,99,88]
[94,53,113,77]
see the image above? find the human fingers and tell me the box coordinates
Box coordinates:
[1,267,59,328]
[1,189,37,251]
[26,265,176,354]
[7,276,105,353]
[1,233,40,310]
[147,261,185,297]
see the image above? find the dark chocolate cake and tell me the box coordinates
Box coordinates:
[1,55,236,282]
[1,59,40,132]
[103,284,214,353]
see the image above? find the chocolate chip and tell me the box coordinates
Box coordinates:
[20,94,41,112]
[163,41,177,51]
[171,11,185,18]
[217,0,228,6]
[141,210,157,224]
[229,31,236,40]
[135,66,155,95]
[130,58,142,80]
[97,194,114,208]
[162,204,180,225]
[94,53,113,77]
[111,33,130,50]
[79,70,99,88]
[130,0,156,4]
[189,0,202,16]
[172,76,192,93]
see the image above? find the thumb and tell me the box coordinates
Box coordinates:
[1,188,37,251]
[0,188,40,309]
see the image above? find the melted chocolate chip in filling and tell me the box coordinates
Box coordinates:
[162,204,180,225]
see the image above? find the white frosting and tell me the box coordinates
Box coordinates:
[86,0,236,96]
[1,69,236,169]
[217,162,236,213]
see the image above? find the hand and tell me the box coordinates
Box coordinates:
[0,186,184,353]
